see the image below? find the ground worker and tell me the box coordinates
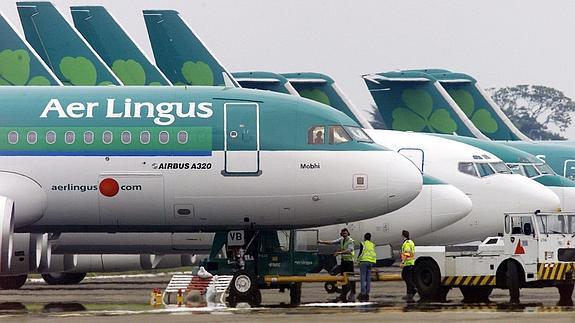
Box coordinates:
[357,232,377,302]
[400,229,416,301]
[319,228,356,302]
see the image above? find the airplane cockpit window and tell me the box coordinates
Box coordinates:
[507,164,525,176]
[490,162,512,174]
[535,163,556,175]
[344,126,374,143]
[523,164,540,178]
[329,126,351,144]
[308,126,325,144]
[458,162,478,177]
[476,162,495,177]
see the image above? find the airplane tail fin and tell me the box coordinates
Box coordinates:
[426,70,530,141]
[232,71,298,95]
[362,70,488,139]
[282,72,370,128]
[71,6,171,86]
[143,10,238,87]
[0,11,60,85]
[17,1,122,85]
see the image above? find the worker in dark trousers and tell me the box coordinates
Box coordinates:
[400,230,416,301]
[357,232,377,302]
[319,228,356,302]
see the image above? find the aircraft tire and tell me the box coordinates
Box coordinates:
[414,259,441,302]
[230,270,257,299]
[42,272,86,285]
[0,274,27,289]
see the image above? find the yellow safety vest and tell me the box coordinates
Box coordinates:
[340,237,355,262]
[401,239,415,266]
[358,240,377,264]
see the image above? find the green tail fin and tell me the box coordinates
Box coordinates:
[281,73,368,127]
[17,1,122,86]
[143,10,238,87]
[425,70,529,141]
[363,70,487,138]
[71,6,171,86]
[232,71,296,95]
[0,12,60,85]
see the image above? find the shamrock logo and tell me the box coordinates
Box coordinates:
[299,89,330,105]
[111,59,162,86]
[392,89,457,133]
[181,61,214,86]
[59,56,114,86]
[448,89,498,133]
[0,49,50,85]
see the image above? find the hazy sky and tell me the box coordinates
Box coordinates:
[3,0,575,137]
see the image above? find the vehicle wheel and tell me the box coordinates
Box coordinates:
[0,274,27,289]
[290,283,302,306]
[460,286,492,303]
[226,294,238,308]
[230,270,257,299]
[557,283,574,306]
[42,273,86,285]
[247,289,262,307]
[324,281,341,294]
[434,286,451,302]
[414,259,441,302]
[506,261,521,304]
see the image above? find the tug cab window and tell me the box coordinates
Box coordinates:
[458,162,478,177]
[329,126,351,144]
[308,126,325,144]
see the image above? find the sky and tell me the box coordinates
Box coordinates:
[3,0,575,137]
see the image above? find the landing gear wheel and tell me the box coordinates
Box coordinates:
[42,273,87,285]
[414,259,441,302]
[231,270,257,298]
[460,286,493,303]
[506,261,521,304]
[290,283,302,306]
[324,281,341,294]
[0,274,27,289]
[557,283,574,306]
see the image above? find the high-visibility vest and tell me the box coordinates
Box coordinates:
[358,240,377,264]
[401,239,415,266]
[340,237,355,262]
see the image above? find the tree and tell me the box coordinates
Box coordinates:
[489,85,575,140]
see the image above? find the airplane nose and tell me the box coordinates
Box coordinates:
[430,182,472,231]
[548,187,575,211]
[509,176,561,212]
[387,154,423,212]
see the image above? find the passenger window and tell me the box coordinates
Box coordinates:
[65,131,75,144]
[46,131,56,144]
[308,126,325,144]
[140,131,150,144]
[329,126,351,144]
[159,131,169,144]
[476,163,495,177]
[27,131,37,145]
[7,131,18,144]
[458,162,478,177]
[523,164,540,178]
[121,131,131,144]
[178,131,188,144]
[102,131,113,144]
[84,131,94,144]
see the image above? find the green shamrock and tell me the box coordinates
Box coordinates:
[448,89,498,133]
[181,61,214,86]
[0,49,50,85]
[392,89,457,133]
[112,59,145,85]
[59,56,112,86]
[299,89,330,105]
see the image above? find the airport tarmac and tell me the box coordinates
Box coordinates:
[0,267,573,322]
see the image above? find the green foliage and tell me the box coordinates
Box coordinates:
[112,59,145,85]
[181,61,214,86]
[392,89,457,133]
[449,89,498,133]
[0,49,50,86]
[490,85,575,140]
[60,56,97,85]
[299,89,330,106]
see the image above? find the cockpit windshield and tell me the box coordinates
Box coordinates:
[537,214,575,234]
[506,163,555,178]
[344,126,373,143]
[458,162,504,178]
[536,163,556,175]
[490,162,512,174]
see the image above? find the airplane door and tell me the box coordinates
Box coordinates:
[224,103,260,175]
[564,160,575,180]
[398,148,424,172]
